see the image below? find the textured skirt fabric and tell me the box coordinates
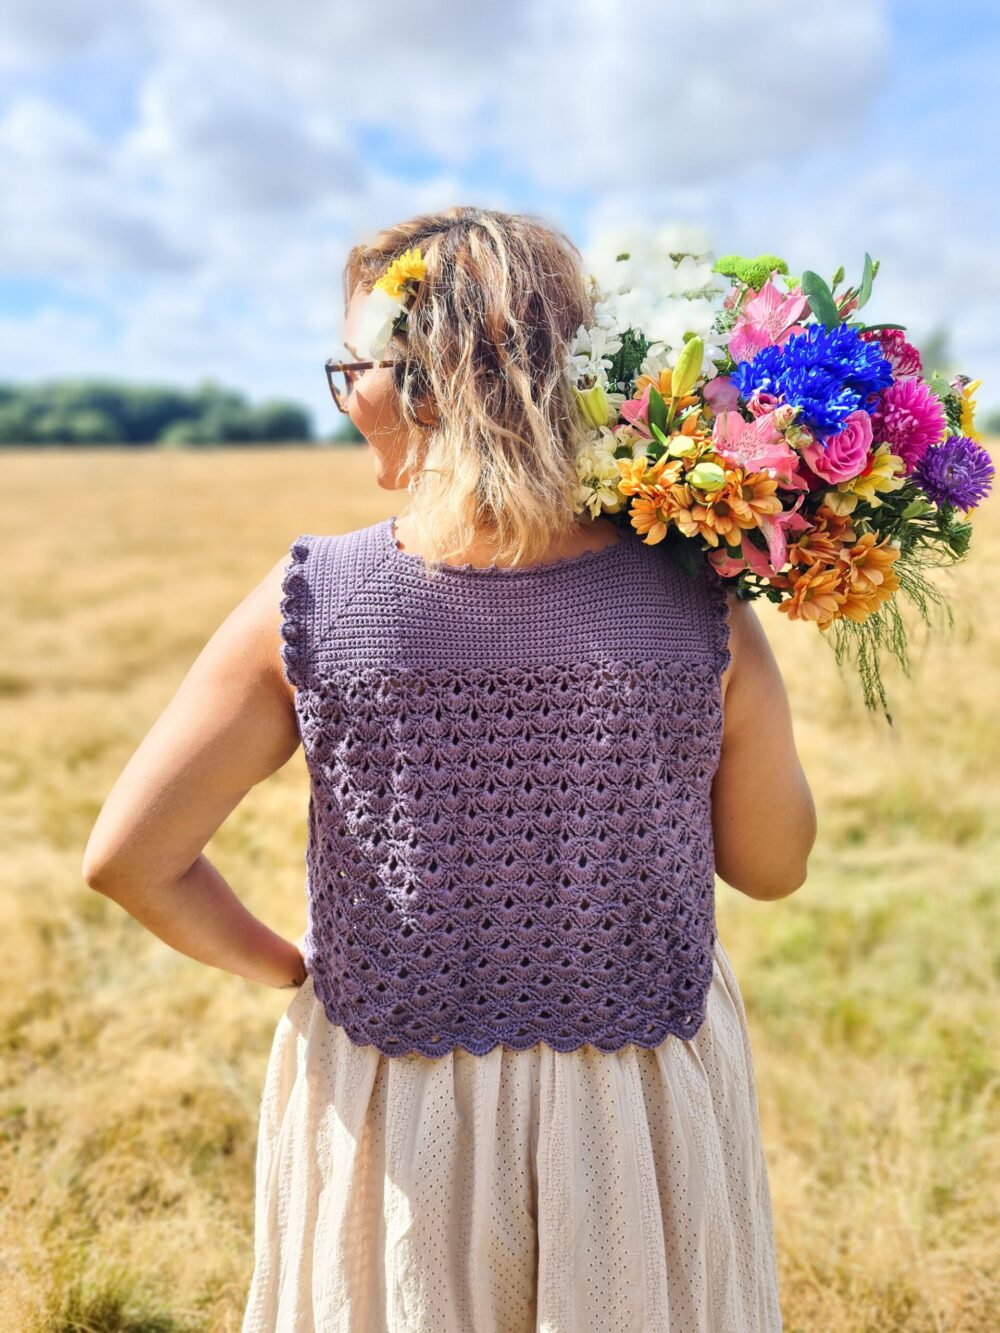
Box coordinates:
[241,933,782,1332]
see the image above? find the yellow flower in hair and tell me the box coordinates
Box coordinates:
[375,246,426,302]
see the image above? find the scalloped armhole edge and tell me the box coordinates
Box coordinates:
[703,566,734,677]
[278,534,315,690]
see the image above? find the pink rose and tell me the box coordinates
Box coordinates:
[746,391,781,419]
[799,410,873,484]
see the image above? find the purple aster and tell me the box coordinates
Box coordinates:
[913,435,995,511]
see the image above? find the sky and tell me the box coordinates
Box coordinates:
[1,0,998,433]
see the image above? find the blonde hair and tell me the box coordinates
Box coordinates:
[342,205,597,577]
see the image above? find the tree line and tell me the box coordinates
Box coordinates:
[0,379,362,446]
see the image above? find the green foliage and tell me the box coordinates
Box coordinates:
[657,524,705,579]
[855,252,875,311]
[605,326,651,395]
[0,378,313,446]
[647,384,668,435]
[800,269,841,328]
[825,512,970,723]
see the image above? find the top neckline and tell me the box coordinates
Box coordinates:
[383,515,630,578]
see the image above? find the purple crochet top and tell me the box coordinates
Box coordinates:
[279,516,732,1059]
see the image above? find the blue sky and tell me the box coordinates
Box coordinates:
[1,0,997,430]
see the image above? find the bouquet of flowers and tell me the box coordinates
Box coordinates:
[567,225,994,722]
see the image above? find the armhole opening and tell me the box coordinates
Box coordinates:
[279,534,314,690]
[703,565,733,677]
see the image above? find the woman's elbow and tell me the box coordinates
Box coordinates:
[718,859,811,901]
[716,793,818,902]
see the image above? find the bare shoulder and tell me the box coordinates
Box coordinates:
[217,549,299,704]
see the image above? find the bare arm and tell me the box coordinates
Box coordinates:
[81,552,308,989]
[712,594,817,900]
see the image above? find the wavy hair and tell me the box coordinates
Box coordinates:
[342,205,597,577]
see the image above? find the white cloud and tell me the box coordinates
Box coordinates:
[0,0,996,419]
[0,0,128,67]
[0,96,192,276]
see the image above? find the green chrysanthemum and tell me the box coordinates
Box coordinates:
[710,253,789,290]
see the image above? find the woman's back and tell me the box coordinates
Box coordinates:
[279,515,732,1058]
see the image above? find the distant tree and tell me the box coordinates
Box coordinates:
[0,378,315,446]
[254,400,312,442]
[0,399,37,444]
[915,325,955,380]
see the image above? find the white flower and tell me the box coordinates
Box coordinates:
[637,345,674,382]
[566,323,623,389]
[584,226,657,296]
[355,286,403,359]
[572,220,731,392]
[573,430,629,518]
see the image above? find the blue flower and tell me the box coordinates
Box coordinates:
[731,323,894,437]
[914,435,994,511]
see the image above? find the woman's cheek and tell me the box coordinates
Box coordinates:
[351,376,398,441]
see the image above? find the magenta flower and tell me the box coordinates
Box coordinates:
[860,328,923,379]
[728,280,810,364]
[746,391,782,419]
[869,378,946,473]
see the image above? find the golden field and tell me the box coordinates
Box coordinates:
[2,445,998,1331]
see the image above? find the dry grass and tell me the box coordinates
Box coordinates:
[1,444,998,1331]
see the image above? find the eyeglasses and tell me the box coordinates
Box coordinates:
[325,350,396,414]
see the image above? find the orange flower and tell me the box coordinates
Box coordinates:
[676,411,709,441]
[615,452,684,498]
[727,472,784,526]
[785,506,858,569]
[833,531,901,621]
[672,470,782,548]
[776,563,847,629]
[627,492,678,545]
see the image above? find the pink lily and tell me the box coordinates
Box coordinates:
[743,493,812,576]
[728,279,810,364]
[708,548,746,577]
[711,410,806,487]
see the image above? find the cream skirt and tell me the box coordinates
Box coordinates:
[241,934,782,1332]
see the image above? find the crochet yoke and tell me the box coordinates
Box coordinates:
[279,516,732,1058]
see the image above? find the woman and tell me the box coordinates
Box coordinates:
[83,205,816,1331]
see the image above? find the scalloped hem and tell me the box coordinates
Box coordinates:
[278,534,315,690]
[304,967,714,1060]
